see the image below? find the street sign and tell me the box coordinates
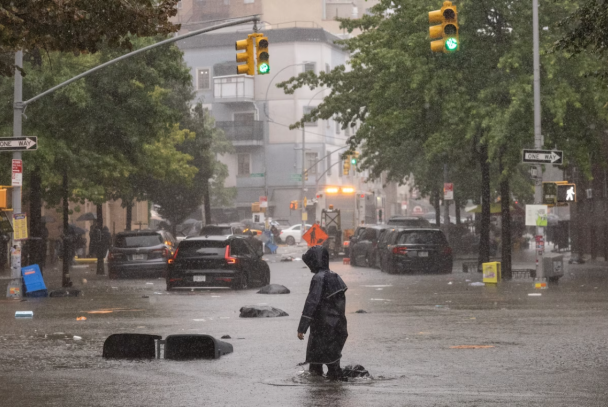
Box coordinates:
[525,205,548,227]
[11,159,22,187]
[12,213,28,240]
[302,224,328,247]
[0,137,37,151]
[259,196,268,208]
[522,149,563,164]
[290,173,302,182]
[250,173,264,178]
[443,183,454,200]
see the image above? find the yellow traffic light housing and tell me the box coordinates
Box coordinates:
[290,200,299,210]
[236,35,255,75]
[304,169,308,181]
[256,36,270,75]
[0,186,12,209]
[429,1,459,53]
[343,155,351,175]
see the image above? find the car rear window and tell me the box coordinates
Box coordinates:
[397,231,447,245]
[115,234,163,248]
[388,219,431,227]
[200,226,233,236]
[177,240,228,258]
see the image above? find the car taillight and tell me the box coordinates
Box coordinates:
[108,251,124,261]
[392,246,407,255]
[343,241,350,247]
[225,245,237,264]
[443,247,453,256]
[168,248,179,264]
[151,248,168,259]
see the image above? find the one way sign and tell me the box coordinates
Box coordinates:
[0,137,38,152]
[522,149,563,165]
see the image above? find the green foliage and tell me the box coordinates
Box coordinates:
[0,0,179,76]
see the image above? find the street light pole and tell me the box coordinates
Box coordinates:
[11,50,23,280]
[533,0,544,279]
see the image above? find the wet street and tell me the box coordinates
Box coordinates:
[1,247,608,406]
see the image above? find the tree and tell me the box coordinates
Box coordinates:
[0,0,179,76]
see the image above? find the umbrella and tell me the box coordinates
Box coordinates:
[41,215,56,223]
[76,212,97,222]
[68,224,86,235]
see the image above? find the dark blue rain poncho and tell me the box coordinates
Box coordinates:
[297,246,348,365]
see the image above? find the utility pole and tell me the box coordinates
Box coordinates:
[301,125,306,239]
[533,0,544,279]
[10,51,23,284]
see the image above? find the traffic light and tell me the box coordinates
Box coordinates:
[290,200,299,210]
[556,183,576,203]
[429,1,459,53]
[256,36,270,75]
[304,170,309,181]
[343,155,351,175]
[350,152,359,165]
[236,35,255,75]
[542,182,557,206]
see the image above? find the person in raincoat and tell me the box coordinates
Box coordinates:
[297,245,348,380]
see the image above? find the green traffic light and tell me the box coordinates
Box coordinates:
[445,37,458,51]
[350,158,357,165]
[258,63,270,74]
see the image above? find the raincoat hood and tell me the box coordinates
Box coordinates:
[303,245,329,273]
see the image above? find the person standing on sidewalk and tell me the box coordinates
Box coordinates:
[297,245,348,380]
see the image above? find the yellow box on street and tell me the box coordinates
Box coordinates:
[482,262,501,284]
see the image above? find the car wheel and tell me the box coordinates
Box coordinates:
[366,254,374,268]
[166,282,174,291]
[285,236,296,246]
[232,272,249,290]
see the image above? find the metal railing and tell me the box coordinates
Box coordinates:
[216,121,264,142]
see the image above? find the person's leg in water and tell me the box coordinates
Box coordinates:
[326,360,344,381]
[309,363,324,376]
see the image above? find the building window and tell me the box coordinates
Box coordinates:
[234,112,255,123]
[327,154,332,176]
[325,63,330,73]
[335,119,341,134]
[304,62,316,73]
[238,154,251,176]
[303,106,317,127]
[306,152,318,175]
[197,68,210,90]
[345,126,350,137]
[177,1,182,9]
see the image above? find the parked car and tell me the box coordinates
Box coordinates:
[200,224,244,236]
[279,223,312,245]
[108,230,177,279]
[166,235,270,290]
[387,216,431,228]
[382,229,452,274]
[376,227,402,271]
[349,225,387,267]
[345,225,368,258]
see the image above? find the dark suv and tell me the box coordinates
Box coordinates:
[108,230,177,279]
[349,225,387,267]
[200,224,243,236]
[383,229,452,274]
[166,235,270,291]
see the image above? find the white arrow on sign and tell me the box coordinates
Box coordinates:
[0,137,37,150]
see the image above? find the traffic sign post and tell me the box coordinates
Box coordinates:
[522,149,563,165]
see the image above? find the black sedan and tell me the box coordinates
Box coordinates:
[382,229,453,274]
[166,235,270,291]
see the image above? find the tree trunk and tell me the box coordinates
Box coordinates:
[96,204,104,275]
[203,179,212,225]
[29,167,44,271]
[125,202,132,231]
[499,158,512,280]
[62,170,71,288]
[455,198,461,225]
[433,192,441,227]
[479,143,491,266]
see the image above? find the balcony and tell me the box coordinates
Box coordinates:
[213,75,254,103]
[215,121,264,146]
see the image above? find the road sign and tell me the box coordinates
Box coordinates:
[0,137,37,151]
[302,224,328,247]
[444,183,454,200]
[525,205,548,227]
[259,196,268,208]
[557,183,576,203]
[12,213,28,240]
[11,159,22,187]
[290,173,302,182]
[250,173,264,178]
[522,149,563,164]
